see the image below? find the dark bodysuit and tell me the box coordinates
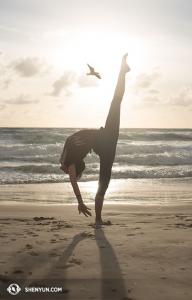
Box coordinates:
[62,94,122,196]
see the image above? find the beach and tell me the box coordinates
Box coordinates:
[0,183,192,300]
[1,128,192,299]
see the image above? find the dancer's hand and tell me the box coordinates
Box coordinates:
[78,203,92,217]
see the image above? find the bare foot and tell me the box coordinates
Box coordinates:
[121,53,130,73]
[94,219,111,225]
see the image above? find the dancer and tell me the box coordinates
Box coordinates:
[60,53,130,224]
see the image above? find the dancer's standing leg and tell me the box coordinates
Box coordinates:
[95,54,130,224]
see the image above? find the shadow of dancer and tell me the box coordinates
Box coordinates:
[42,233,87,299]
[94,228,129,300]
[13,234,87,300]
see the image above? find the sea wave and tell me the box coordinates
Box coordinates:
[119,131,192,141]
[1,127,192,185]
[1,165,192,185]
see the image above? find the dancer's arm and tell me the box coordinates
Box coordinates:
[68,164,92,217]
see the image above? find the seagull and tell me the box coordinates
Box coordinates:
[87,64,101,79]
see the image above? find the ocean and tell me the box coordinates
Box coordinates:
[1,127,192,204]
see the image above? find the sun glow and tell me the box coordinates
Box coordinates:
[49,30,145,76]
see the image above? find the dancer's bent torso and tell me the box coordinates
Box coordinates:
[61,94,122,196]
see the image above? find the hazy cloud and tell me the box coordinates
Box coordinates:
[132,102,156,110]
[132,96,159,110]
[3,94,39,105]
[146,89,160,94]
[50,70,99,97]
[3,78,13,90]
[21,110,30,114]
[0,50,5,75]
[11,56,51,77]
[0,104,6,111]
[132,69,162,94]
[141,96,159,103]
[169,85,192,106]
[77,72,99,88]
[50,70,76,97]
[0,24,32,38]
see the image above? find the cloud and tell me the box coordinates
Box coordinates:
[21,110,30,114]
[0,104,6,111]
[132,69,162,94]
[77,72,99,88]
[50,70,100,97]
[0,50,5,75]
[50,70,76,97]
[132,102,156,110]
[11,56,51,77]
[145,89,160,94]
[141,96,159,103]
[3,78,13,90]
[168,85,192,107]
[3,94,39,105]
[132,96,159,110]
[0,24,32,38]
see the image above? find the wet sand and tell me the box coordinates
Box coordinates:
[0,203,192,299]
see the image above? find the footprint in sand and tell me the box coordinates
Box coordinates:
[49,253,61,257]
[187,224,192,227]
[36,240,45,244]
[50,239,59,243]
[80,232,95,238]
[13,270,24,274]
[25,244,33,249]
[28,251,39,256]
[69,258,83,265]
[33,217,54,221]
[55,265,74,269]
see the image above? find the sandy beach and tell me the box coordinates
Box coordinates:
[0,200,192,300]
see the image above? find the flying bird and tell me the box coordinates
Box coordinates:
[87,64,101,79]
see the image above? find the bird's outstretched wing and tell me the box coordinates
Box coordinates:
[95,73,101,79]
[87,64,94,72]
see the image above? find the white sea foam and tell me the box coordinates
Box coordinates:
[1,128,192,184]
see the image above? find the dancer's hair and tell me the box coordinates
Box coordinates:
[75,160,85,180]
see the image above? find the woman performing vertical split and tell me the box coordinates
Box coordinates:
[60,53,130,225]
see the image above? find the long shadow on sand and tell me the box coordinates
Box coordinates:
[0,234,85,300]
[94,227,128,299]
[0,230,129,299]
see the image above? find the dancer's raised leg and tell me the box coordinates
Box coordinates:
[95,54,130,225]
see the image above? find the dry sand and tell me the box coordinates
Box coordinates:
[0,203,192,300]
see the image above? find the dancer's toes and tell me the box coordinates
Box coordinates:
[121,53,130,73]
[122,53,128,60]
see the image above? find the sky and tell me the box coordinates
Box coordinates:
[0,0,192,128]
